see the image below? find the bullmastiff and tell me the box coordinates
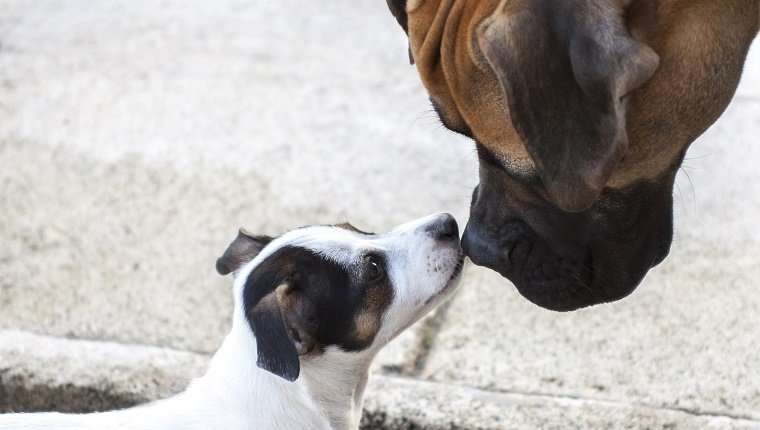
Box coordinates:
[386,0,759,311]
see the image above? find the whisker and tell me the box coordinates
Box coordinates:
[679,166,697,213]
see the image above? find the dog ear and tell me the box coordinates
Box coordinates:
[216,228,273,276]
[386,0,408,34]
[247,290,300,381]
[278,273,318,356]
[242,248,319,381]
[386,0,415,64]
[477,0,659,211]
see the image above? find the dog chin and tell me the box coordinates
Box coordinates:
[472,245,644,312]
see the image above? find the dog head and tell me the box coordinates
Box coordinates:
[216,214,463,381]
[388,0,759,310]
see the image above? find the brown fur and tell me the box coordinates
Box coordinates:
[389,0,759,310]
[353,276,394,344]
[408,0,759,192]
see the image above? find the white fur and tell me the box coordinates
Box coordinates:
[0,214,463,430]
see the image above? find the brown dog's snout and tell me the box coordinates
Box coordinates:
[463,160,676,311]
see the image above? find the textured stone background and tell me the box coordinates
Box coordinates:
[1,1,759,428]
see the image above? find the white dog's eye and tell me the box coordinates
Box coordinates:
[367,258,383,281]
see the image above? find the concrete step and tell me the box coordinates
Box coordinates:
[5,330,759,429]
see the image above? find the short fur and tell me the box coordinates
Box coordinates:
[386,0,759,311]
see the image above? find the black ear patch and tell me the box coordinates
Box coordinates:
[242,243,391,380]
[242,246,301,381]
[248,291,300,381]
[216,228,273,276]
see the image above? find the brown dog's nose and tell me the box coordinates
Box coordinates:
[425,213,459,241]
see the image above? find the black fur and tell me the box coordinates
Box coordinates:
[386,0,408,34]
[463,157,677,311]
[216,229,273,275]
[242,245,394,380]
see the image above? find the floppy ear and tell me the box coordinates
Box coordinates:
[386,0,408,34]
[242,248,318,381]
[247,291,300,381]
[386,0,416,64]
[477,0,659,211]
[216,228,273,276]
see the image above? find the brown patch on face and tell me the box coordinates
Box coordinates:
[331,225,394,346]
[352,273,394,346]
[353,312,380,345]
[249,243,398,353]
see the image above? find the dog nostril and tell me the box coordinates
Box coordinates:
[427,213,459,241]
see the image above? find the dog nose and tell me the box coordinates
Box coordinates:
[425,213,459,241]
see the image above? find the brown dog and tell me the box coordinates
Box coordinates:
[386,0,759,311]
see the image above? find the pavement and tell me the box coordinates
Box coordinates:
[0,1,758,428]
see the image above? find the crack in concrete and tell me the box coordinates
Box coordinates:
[408,286,461,377]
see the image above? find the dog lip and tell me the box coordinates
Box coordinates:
[462,224,510,276]
[449,254,465,280]
[464,218,607,310]
[443,255,466,292]
[424,255,466,307]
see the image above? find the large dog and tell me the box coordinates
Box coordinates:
[387,0,759,311]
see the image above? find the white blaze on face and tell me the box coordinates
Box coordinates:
[368,214,464,345]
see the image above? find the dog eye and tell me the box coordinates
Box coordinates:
[367,258,383,281]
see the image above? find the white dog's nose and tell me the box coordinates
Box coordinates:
[423,213,459,242]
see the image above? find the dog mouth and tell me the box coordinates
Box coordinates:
[449,255,465,281]
[463,220,601,311]
[423,254,465,308]
[439,254,466,296]
[506,247,595,311]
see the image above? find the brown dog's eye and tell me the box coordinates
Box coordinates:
[367,258,383,281]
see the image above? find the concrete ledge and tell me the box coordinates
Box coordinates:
[0,329,208,413]
[365,377,760,430]
[3,330,759,429]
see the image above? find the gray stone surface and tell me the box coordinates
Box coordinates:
[364,376,760,430]
[1,0,759,428]
[0,329,208,413]
[6,330,758,430]
[0,0,472,370]
[0,139,434,370]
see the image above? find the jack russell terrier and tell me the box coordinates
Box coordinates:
[0,213,464,430]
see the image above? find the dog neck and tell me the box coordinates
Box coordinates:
[190,309,374,430]
[299,348,374,430]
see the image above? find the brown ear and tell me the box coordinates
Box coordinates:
[477,0,659,211]
[216,228,273,276]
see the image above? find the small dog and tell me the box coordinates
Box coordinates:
[1,213,464,430]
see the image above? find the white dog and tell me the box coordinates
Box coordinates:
[0,213,464,430]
